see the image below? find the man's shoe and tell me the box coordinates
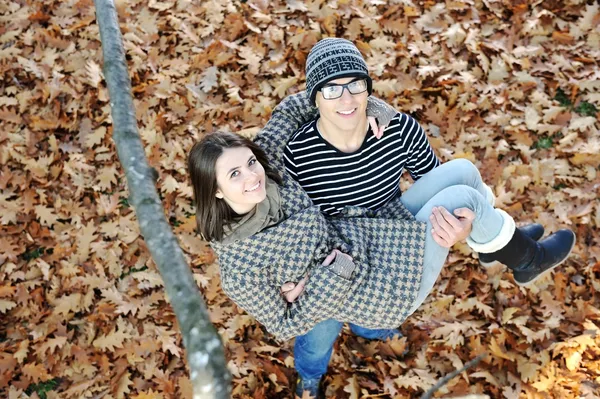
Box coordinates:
[295,377,321,398]
[479,223,544,267]
[481,228,575,287]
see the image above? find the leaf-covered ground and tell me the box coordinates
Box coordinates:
[1,0,599,398]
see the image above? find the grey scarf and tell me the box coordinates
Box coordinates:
[221,178,284,244]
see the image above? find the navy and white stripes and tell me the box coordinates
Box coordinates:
[284,113,439,216]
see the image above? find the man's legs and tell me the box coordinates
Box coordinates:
[349,324,402,340]
[294,319,343,396]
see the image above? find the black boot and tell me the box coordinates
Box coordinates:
[482,228,576,286]
[478,223,544,267]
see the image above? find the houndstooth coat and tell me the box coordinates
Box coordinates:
[211,92,427,341]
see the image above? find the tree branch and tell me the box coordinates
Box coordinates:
[93,1,231,397]
[420,354,485,399]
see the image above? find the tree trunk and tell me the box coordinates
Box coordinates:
[93,1,231,397]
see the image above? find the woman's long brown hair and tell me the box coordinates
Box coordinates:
[187,131,282,242]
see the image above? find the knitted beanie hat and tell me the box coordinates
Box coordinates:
[305,38,372,105]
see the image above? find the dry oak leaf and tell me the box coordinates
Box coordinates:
[34,204,58,227]
[115,371,133,399]
[22,362,51,384]
[0,352,17,374]
[51,293,83,316]
[37,335,68,356]
[131,390,164,399]
[85,60,103,88]
[93,320,134,351]
[198,66,219,93]
[0,299,17,313]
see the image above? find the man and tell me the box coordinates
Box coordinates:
[282,38,570,398]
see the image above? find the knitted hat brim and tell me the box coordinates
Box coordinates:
[310,73,373,106]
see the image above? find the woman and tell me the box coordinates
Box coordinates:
[188,128,428,342]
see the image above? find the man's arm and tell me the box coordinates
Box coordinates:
[403,115,440,180]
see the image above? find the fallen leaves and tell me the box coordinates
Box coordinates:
[0,0,598,398]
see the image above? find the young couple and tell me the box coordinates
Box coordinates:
[187,38,575,398]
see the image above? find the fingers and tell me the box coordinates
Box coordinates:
[367,116,384,139]
[322,250,337,266]
[429,207,455,243]
[454,207,475,221]
[283,283,303,302]
[435,207,463,230]
[431,229,452,248]
[281,282,295,293]
[282,275,308,302]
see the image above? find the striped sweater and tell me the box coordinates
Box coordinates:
[284,114,439,215]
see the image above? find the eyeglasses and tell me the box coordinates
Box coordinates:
[320,79,368,100]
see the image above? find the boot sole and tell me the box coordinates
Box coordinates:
[514,231,576,287]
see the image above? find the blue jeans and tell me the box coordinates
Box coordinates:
[295,319,400,380]
[295,159,504,380]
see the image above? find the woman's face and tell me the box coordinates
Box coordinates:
[315,77,369,131]
[215,146,267,214]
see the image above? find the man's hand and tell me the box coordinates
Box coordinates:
[429,206,475,248]
[368,116,387,139]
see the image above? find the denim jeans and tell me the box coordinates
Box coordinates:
[294,159,504,380]
[295,319,400,380]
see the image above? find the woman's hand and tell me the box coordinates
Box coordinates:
[368,116,387,139]
[321,248,353,265]
[281,274,308,303]
[280,249,355,302]
[430,207,475,248]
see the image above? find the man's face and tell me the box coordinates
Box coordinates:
[315,77,369,132]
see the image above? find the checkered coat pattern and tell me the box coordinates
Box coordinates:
[211,92,427,341]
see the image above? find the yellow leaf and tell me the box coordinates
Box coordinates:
[116,371,133,399]
[273,76,298,98]
[489,337,515,361]
[52,293,82,316]
[34,204,58,227]
[502,307,520,324]
[565,351,582,371]
[96,165,118,191]
[85,60,103,88]
[0,299,16,313]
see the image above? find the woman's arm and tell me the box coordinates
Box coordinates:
[220,259,354,341]
[254,91,399,175]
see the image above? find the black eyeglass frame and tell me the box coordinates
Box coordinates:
[319,79,369,100]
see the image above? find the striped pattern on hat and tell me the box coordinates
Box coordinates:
[305,38,372,105]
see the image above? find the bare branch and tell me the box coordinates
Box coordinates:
[93,0,231,397]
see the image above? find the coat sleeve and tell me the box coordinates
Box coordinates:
[212,209,356,341]
[220,264,354,341]
[254,91,317,175]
